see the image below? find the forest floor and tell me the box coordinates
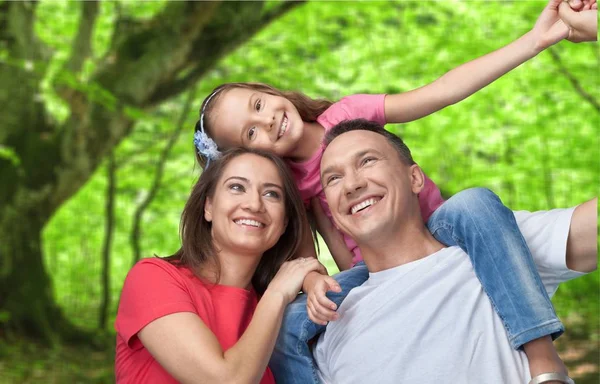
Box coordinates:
[0,322,597,383]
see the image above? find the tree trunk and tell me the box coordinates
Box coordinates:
[98,153,116,330]
[0,0,304,344]
[0,190,93,344]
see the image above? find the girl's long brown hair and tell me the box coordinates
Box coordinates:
[195,82,334,168]
[165,147,307,295]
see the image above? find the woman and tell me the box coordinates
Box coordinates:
[115,148,325,383]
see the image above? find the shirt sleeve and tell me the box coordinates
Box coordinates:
[115,258,198,348]
[338,94,387,125]
[513,207,586,297]
[317,94,387,131]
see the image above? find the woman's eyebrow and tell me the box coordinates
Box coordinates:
[262,182,283,191]
[223,176,249,184]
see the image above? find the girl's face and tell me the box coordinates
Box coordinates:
[204,153,288,259]
[208,88,305,158]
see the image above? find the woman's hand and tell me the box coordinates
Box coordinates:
[266,257,326,304]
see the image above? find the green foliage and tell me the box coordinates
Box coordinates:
[4,0,592,380]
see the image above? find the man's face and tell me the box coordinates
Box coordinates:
[320,130,422,243]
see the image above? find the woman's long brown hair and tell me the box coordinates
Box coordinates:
[195,82,334,168]
[165,147,307,295]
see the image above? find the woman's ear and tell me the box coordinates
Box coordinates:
[204,197,213,222]
[409,164,425,194]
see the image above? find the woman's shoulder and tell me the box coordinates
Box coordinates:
[127,257,194,287]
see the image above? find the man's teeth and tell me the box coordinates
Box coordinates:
[351,198,380,214]
[234,219,264,228]
[278,115,288,138]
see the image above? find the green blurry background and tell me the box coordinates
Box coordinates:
[0,1,598,383]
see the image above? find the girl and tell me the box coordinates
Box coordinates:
[115,148,325,383]
[193,1,596,383]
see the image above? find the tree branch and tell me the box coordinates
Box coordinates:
[50,0,299,215]
[130,88,197,264]
[65,1,99,74]
[548,48,600,112]
[147,0,306,105]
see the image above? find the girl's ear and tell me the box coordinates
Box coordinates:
[409,164,425,194]
[204,197,213,222]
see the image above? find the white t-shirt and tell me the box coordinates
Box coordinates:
[314,208,583,384]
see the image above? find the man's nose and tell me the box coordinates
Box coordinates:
[343,172,366,196]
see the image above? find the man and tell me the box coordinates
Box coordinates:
[312,119,589,384]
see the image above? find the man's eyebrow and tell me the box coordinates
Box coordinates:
[320,149,374,179]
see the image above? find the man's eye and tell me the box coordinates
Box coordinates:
[361,157,376,166]
[326,175,340,186]
[248,127,256,140]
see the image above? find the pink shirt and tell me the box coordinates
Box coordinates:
[287,94,445,266]
[115,258,275,384]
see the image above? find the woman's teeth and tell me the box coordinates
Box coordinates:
[234,219,264,228]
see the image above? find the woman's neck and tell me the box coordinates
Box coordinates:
[289,121,325,162]
[200,250,262,290]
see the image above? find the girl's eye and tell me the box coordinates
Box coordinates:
[229,183,245,192]
[255,99,262,111]
[248,127,256,140]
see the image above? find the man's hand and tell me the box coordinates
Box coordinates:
[303,271,342,325]
[559,1,598,42]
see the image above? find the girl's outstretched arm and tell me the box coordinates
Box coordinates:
[384,0,571,124]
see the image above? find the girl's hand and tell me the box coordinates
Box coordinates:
[559,2,598,42]
[266,258,325,304]
[311,198,353,271]
[531,0,571,51]
[303,272,342,325]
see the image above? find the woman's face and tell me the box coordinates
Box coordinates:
[208,88,305,158]
[204,153,288,258]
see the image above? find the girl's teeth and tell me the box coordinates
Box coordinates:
[279,116,288,138]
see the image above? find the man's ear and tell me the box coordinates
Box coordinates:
[204,197,213,222]
[409,164,425,194]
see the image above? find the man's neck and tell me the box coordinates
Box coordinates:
[360,221,445,273]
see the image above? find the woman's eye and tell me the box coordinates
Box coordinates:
[248,127,256,140]
[264,190,281,199]
[255,99,262,111]
[229,183,245,192]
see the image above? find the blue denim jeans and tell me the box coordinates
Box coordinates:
[269,188,563,384]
